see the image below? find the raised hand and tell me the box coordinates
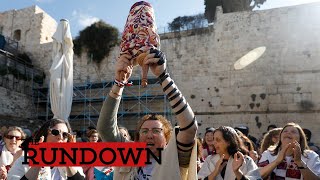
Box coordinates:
[232,152,244,173]
[208,154,225,179]
[69,134,77,143]
[275,142,291,164]
[249,150,259,162]
[116,54,133,83]
[292,140,302,164]
[143,48,166,77]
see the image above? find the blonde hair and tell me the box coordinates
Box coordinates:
[4,126,26,140]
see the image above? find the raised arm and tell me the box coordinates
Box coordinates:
[144,49,198,166]
[97,54,133,142]
[259,144,290,178]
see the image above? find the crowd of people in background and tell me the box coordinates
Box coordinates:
[1,122,319,180]
[0,48,319,179]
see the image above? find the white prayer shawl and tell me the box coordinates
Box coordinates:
[198,154,261,180]
[0,145,16,167]
[7,155,85,180]
[152,129,198,180]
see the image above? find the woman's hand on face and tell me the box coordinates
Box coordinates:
[232,152,244,173]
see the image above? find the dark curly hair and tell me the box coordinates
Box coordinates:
[33,119,72,142]
[214,126,248,157]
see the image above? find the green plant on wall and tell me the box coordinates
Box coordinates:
[73,20,119,64]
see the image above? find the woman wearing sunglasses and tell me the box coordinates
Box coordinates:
[0,126,26,180]
[8,119,85,180]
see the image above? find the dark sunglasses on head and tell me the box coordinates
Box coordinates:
[5,135,22,140]
[49,129,70,139]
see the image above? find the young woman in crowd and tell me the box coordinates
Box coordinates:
[236,130,259,163]
[0,126,26,180]
[202,127,216,160]
[258,122,320,180]
[119,126,131,141]
[198,126,260,180]
[8,119,85,180]
[259,127,282,154]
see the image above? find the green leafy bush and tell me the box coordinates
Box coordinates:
[168,14,206,32]
[73,20,119,64]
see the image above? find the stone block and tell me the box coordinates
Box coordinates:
[268,104,288,111]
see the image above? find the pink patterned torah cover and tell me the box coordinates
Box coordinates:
[120,1,160,61]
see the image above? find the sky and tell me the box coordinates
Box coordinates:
[0,0,320,37]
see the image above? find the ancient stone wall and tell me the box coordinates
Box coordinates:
[73,3,320,144]
[0,6,56,78]
[161,4,320,143]
[0,86,35,121]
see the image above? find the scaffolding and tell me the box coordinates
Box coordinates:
[0,35,44,96]
[33,78,172,130]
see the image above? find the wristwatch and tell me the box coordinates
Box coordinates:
[297,162,307,169]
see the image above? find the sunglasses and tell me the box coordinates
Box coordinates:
[5,135,22,140]
[49,129,70,139]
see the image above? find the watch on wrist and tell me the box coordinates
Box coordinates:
[297,162,307,169]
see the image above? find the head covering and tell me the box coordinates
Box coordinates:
[205,127,215,133]
[120,1,160,63]
[235,125,249,136]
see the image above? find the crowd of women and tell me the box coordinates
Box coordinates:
[0,49,319,180]
[197,123,320,180]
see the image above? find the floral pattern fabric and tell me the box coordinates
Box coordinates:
[120,1,160,61]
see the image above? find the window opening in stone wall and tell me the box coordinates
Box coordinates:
[13,29,21,41]
[0,26,3,34]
